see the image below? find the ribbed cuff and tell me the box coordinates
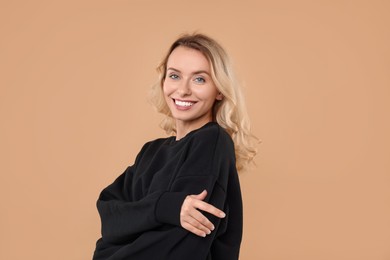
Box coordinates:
[155,192,188,226]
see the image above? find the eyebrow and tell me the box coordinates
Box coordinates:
[167,67,210,76]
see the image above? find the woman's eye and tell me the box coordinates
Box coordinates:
[194,77,206,83]
[169,74,179,80]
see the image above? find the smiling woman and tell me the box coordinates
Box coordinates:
[163,46,224,140]
[93,33,257,260]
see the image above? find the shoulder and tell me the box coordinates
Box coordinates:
[193,122,233,145]
[188,122,235,156]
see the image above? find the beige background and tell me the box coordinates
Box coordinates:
[1,0,389,259]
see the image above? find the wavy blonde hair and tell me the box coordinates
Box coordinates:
[149,33,257,171]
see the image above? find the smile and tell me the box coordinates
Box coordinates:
[174,99,196,107]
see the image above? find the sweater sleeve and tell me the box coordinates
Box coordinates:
[97,166,167,244]
[96,142,178,244]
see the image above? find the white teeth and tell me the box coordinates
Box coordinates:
[175,100,194,107]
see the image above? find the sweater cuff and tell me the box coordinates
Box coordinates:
[155,192,188,226]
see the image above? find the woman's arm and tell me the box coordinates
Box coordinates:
[96,134,227,244]
[97,169,165,244]
[96,142,172,244]
[94,125,241,260]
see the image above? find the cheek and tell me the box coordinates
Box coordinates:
[196,85,219,101]
[163,77,178,91]
[162,81,171,96]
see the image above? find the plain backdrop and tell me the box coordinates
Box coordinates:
[1,0,389,259]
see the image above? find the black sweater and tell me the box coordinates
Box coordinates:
[93,122,243,260]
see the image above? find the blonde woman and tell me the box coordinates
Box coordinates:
[93,33,257,260]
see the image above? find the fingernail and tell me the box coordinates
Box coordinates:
[202,233,206,237]
[211,225,215,231]
[220,212,226,218]
[207,230,211,235]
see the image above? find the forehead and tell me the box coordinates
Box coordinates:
[167,46,211,72]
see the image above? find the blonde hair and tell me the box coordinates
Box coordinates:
[149,33,257,171]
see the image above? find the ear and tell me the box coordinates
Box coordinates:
[216,92,223,101]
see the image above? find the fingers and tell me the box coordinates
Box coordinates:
[185,206,214,232]
[190,190,226,218]
[181,211,213,237]
[191,199,226,219]
[181,220,208,237]
[180,190,226,237]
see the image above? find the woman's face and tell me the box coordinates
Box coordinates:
[163,46,222,131]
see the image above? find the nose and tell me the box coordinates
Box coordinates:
[176,79,191,96]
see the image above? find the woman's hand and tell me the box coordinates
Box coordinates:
[180,190,226,237]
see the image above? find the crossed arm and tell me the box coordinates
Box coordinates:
[97,127,232,243]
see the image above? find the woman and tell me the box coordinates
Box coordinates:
[93,33,257,260]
